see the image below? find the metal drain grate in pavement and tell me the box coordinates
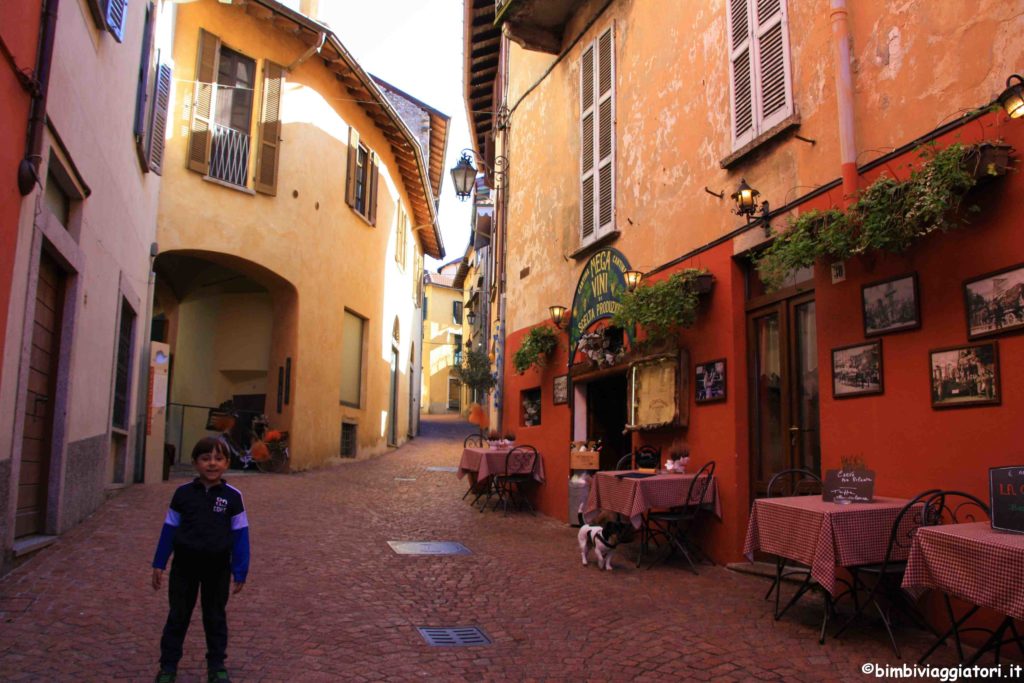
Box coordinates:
[425,466,458,472]
[394,476,417,482]
[387,541,471,555]
[418,626,491,647]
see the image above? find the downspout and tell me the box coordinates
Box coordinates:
[18,0,59,196]
[830,0,858,205]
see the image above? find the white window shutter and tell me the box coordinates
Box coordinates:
[595,27,615,236]
[579,44,596,242]
[106,0,128,43]
[147,60,172,175]
[753,0,793,132]
[727,0,755,148]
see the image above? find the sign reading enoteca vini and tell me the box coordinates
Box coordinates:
[570,248,633,350]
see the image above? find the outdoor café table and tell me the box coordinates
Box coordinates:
[582,470,722,529]
[743,495,914,597]
[457,446,546,505]
[901,522,1024,664]
[744,495,914,644]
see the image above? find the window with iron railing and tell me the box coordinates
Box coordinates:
[209,47,255,187]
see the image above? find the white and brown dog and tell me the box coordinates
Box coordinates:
[578,516,629,571]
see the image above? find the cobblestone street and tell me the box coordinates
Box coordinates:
[0,416,963,681]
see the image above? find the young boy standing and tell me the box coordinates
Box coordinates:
[152,437,250,683]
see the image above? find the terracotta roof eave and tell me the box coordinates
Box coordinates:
[249,1,444,259]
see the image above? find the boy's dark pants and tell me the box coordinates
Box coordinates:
[159,549,231,671]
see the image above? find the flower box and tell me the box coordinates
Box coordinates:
[964,142,1013,181]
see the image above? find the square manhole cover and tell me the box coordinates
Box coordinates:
[425,466,458,473]
[387,541,471,555]
[418,626,491,646]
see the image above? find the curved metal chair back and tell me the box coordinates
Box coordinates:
[505,445,537,476]
[922,490,990,526]
[615,454,634,470]
[464,433,484,448]
[880,488,942,570]
[686,460,716,508]
[634,445,661,469]
[766,468,822,498]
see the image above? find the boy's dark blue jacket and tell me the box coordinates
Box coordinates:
[152,478,250,583]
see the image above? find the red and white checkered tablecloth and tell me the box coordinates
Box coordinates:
[456,447,546,484]
[901,522,1024,621]
[582,471,722,528]
[743,495,913,596]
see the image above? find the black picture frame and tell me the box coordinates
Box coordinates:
[694,359,726,404]
[930,341,1000,409]
[964,263,1024,341]
[862,273,920,337]
[552,374,568,405]
[831,341,883,399]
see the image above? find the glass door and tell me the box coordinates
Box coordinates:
[748,292,819,497]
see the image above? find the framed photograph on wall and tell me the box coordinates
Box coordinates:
[930,341,1000,409]
[862,273,920,337]
[831,341,883,398]
[695,359,726,403]
[964,263,1024,340]
[552,374,568,405]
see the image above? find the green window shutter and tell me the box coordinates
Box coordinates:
[188,29,220,175]
[147,60,172,175]
[345,128,360,207]
[106,0,128,43]
[254,61,285,195]
[367,153,379,225]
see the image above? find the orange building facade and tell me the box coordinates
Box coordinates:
[464,0,1024,566]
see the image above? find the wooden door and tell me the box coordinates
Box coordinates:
[16,252,65,537]
[748,292,820,498]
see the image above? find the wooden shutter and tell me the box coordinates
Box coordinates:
[595,28,615,236]
[188,29,220,175]
[106,0,128,43]
[579,43,595,242]
[147,61,172,175]
[345,128,360,207]
[133,2,155,141]
[727,0,755,148]
[367,153,379,225]
[254,61,285,195]
[753,0,793,131]
[580,27,615,243]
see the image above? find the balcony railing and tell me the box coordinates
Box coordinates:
[209,122,250,188]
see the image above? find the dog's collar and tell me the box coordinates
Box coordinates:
[596,531,618,549]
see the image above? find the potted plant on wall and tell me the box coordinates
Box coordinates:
[513,325,560,374]
[612,268,713,350]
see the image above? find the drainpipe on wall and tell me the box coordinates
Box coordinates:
[18,0,59,196]
[830,0,858,205]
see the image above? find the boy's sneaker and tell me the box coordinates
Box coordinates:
[154,671,176,683]
[208,669,231,683]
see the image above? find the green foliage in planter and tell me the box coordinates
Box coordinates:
[453,349,495,394]
[513,325,560,374]
[755,142,985,291]
[612,268,708,344]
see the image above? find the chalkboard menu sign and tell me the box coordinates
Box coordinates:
[989,466,1024,534]
[822,469,876,503]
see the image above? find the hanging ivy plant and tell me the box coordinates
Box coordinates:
[453,348,496,394]
[755,141,995,291]
[513,325,560,374]
[612,268,710,344]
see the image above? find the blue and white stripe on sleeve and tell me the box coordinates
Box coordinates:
[151,507,180,570]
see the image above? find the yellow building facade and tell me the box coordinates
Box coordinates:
[155,0,446,469]
[421,263,463,414]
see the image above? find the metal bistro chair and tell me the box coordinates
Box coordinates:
[914,491,1005,666]
[615,453,634,470]
[833,488,942,658]
[763,469,823,607]
[491,445,538,516]
[462,433,486,501]
[643,460,716,573]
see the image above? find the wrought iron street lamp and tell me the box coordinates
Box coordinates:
[449,148,509,201]
[548,305,568,329]
[998,74,1024,119]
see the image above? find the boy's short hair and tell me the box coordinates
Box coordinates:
[191,436,226,462]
